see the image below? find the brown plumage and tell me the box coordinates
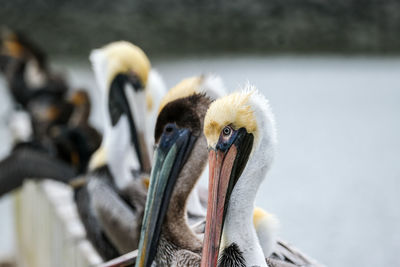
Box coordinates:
[148,93,212,266]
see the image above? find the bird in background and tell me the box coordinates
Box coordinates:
[0,27,101,172]
[73,40,167,260]
[0,29,102,197]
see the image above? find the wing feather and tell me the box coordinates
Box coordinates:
[0,147,76,197]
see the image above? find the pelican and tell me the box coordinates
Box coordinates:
[0,75,102,198]
[0,27,68,108]
[0,92,101,197]
[0,28,101,174]
[201,86,322,267]
[0,28,71,142]
[157,75,226,221]
[0,28,73,141]
[0,41,162,260]
[0,90,101,195]
[49,90,102,173]
[73,41,166,260]
[135,74,226,267]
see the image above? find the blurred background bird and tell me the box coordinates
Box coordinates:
[0,28,101,175]
[73,40,166,261]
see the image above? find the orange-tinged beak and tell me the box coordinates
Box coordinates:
[201,146,238,267]
[201,127,254,267]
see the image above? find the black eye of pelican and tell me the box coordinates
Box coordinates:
[127,72,144,90]
[165,124,174,134]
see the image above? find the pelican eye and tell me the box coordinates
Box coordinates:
[127,72,143,90]
[222,126,232,137]
[165,125,174,133]
[216,125,235,151]
[163,123,178,136]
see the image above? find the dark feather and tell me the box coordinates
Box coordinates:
[219,243,246,267]
[0,147,76,197]
[154,93,211,143]
[6,59,68,108]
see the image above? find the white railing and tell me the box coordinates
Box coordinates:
[14,180,103,267]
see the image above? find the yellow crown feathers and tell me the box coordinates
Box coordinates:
[157,76,204,113]
[102,41,151,87]
[204,90,257,148]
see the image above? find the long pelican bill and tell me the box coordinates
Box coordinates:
[201,127,253,267]
[109,74,151,173]
[136,123,197,267]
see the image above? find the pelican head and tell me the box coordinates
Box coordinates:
[1,28,49,88]
[201,85,277,267]
[1,28,46,67]
[89,41,152,174]
[1,28,27,59]
[135,75,224,267]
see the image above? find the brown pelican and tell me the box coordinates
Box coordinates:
[0,28,101,174]
[0,90,102,197]
[0,94,101,193]
[0,90,101,178]
[49,90,102,173]
[90,41,166,169]
[73,41,166,260]
[135,75,226,267]
[0,27,68,108]
[0,57,102,197]
[0,28,72,140]
[0,28,71,141]
[157,75,226,222]
[201,86,322,267]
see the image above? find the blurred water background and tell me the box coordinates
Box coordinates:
[1,1,400,266]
